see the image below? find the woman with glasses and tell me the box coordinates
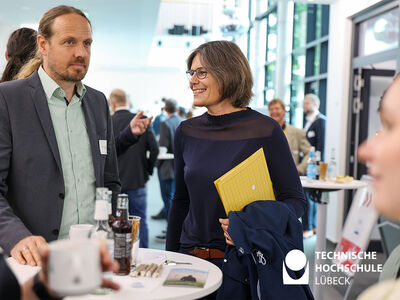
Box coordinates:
[166,41,308,299]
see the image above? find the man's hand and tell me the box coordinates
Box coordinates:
[129,111,153,136]
[97,240,120,290]
[219,218,235,246]
[10,235,47,266]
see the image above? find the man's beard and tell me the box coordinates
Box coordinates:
[58,68,87,82]
[49,59,88,83]
[304,108,313,115]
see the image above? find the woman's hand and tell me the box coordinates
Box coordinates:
[219,218,235,246]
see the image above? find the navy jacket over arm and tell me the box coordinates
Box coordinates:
[218,201,314,300]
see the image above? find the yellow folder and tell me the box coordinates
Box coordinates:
[214,148,275,215]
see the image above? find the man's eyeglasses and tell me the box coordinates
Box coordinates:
[186,67,208,80]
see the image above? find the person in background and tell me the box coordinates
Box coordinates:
[152,101,167,138]
[109,89,159,248]
[166,41,306,299]
[268,98,311,175]
[357,74,400,299]
[154,99,182,241]
[0,241,119,300]
[177,106,187,119]
[186,110,194,119]
[302,93,326,238]
[0,5,150,266]
[151,103,169,221]
[14,50,42,80]
[303,93,326,159]
[1,27,37,83]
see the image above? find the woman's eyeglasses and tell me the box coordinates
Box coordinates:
[186,67,208,80]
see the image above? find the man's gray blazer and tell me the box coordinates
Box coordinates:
[0,71,120,254]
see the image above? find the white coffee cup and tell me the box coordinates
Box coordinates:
[48,239,102,296]
[69,224,94,240]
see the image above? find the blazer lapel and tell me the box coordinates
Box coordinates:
[82,93,101,186]
[29,71,62,172]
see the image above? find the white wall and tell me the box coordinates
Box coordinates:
[325,0,383,242]
[84,66,193,116]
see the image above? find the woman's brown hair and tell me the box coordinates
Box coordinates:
[187,40,253,107]
[1,28,37,82]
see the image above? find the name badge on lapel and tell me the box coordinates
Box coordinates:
[307,130,315,138]
[99,140,107,155]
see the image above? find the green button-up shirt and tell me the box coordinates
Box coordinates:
[38,67,96,239]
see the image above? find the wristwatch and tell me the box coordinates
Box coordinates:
[32,273,62,300]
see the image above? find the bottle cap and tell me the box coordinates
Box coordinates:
[117,194,129,209]
[96,187,109,201]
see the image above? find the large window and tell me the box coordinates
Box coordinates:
[265,6,278,102]
[247,0,274,106]
[357,8,399,56]
[247,0,329,116]
[290,3,329,128]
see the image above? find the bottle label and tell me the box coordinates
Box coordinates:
[114,233,132,259]
[106,238,114,257]
[327,166,336,180]
[94,200,108,220]
[307,163,316,179]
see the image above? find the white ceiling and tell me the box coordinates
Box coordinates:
[0,0,161,69]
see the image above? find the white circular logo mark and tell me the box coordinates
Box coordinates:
[285,249,307,271]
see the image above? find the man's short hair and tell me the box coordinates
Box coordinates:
[110,89,126,105]
[164,99,177,114]
[178,106,186,116]
[304,93,320,108]
[186,40,253,108]
[268,98,285,110]
[39,5,91,40]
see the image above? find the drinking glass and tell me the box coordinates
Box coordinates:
[320,162,328,181]
[130,216,141,267]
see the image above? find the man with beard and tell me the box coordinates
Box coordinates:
[0,5,150,266]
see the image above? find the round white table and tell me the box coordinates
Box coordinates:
[300,177,367,300]
[7,248,222,300]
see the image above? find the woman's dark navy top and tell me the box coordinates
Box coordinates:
[166,108,306,252]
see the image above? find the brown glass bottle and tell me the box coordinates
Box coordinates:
[112,194,132,275]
